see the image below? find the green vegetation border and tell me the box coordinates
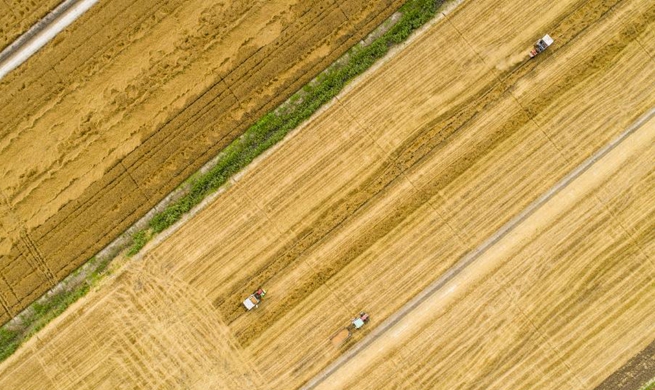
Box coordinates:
[0,0,443,364]
[641,378,655,390]
[0,256,110,362]
[132,0,444,252]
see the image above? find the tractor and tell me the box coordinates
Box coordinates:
[330,312,370,347]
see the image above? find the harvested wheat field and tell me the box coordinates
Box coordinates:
[0,0,62,52]
[1,0,654,388]
[0,0,405,323]
[314,113,655,390]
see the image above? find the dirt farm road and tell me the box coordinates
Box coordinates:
[303,107,655,389]
[0,0,653,388]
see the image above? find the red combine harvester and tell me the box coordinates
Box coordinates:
[529,34,554,58]
[243,288,266,311]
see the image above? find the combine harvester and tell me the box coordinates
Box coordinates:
[243,288,266,311]
[330,312,370,347]
[529,34,554,58]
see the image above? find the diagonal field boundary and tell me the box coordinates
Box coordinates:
[301,107,655,390]
[0,0,99,80]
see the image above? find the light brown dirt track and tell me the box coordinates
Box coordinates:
[1,0,654,388]
[0,0,405,323]
[0,0,62,52]
[315,114,655,390]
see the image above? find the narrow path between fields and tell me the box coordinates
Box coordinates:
[0,0,98,80]
[301,107,655,390]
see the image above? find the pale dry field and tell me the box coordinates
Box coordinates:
[0,0,653,388]
[0,0,403,323]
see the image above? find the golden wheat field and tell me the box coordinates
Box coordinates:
[0,0,653,388]
[0,0,404,323]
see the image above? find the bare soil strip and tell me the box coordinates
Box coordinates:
[594,340,655,390]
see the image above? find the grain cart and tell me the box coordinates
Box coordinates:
[529,34,554,58]
[243,288,266,311]
[330,312,370,347]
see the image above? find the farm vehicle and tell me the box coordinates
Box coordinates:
[529,34,554,58]
[243,288,266,310]
[330,312,370,347]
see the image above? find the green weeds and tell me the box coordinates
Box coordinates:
[641,378,655,390]
[0,256,110,363]
[128,0,444,256]
[2,0,444,365]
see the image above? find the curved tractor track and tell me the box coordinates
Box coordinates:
[0,0,653,388]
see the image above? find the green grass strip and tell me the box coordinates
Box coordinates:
[0,256,110,362]
[641,378,655,390]
[129,0,443,254]
[0,0,444,364]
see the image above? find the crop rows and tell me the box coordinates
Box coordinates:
[0,0,405,323]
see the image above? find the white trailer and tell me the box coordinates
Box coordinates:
[529,34,554,58]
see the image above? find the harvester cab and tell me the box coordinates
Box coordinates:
[529,34,554,58]
[243,288,266,311]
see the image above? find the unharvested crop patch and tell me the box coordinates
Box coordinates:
[0,0,406,322]
[0,0,653,388]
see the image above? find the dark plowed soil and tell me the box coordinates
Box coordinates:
[594,340,655,390]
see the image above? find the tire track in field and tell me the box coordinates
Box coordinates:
[0,272,13,319]
[215,0,645,345]
[18,230,56,287]
[108,259,266,389]
[301,106,655,390]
